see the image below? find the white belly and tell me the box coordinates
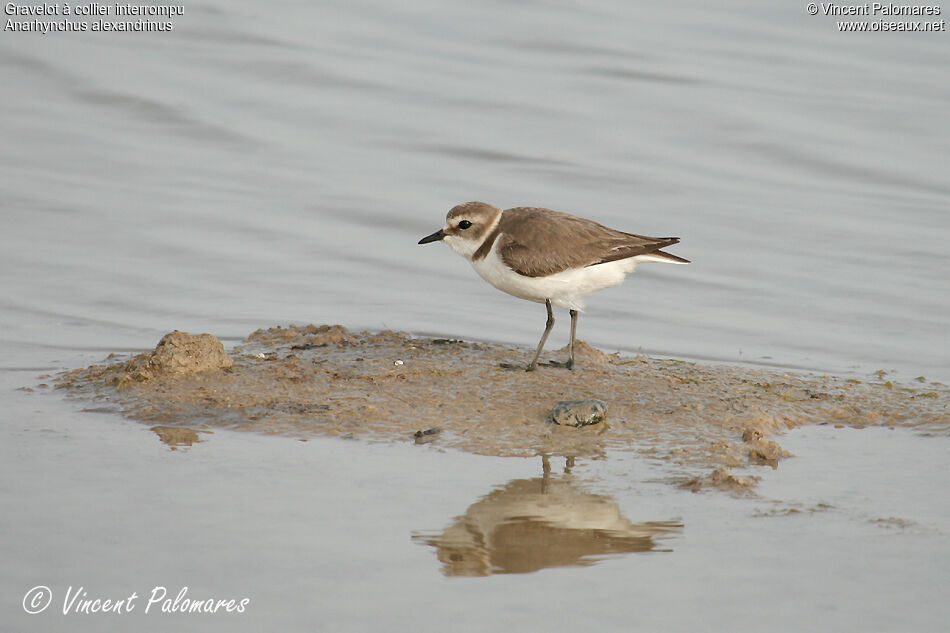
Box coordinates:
[470,245,645,311]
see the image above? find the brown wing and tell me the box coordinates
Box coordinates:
[495,207,682,278]
[593,239,688,265]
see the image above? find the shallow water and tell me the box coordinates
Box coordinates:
[3,372,949,632]
[2,1,949,630]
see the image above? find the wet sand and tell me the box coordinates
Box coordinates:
[56,325,949,491]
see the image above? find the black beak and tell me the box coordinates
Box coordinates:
[418,229,446,244]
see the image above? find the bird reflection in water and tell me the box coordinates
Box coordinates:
[412,456,682,576]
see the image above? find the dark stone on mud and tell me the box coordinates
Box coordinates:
[291,342,328,350]
[551,399,608,427]
[414,428,441,444]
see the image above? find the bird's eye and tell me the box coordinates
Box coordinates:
[458,220,472,230]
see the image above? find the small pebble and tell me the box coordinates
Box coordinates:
[551,399,608,427]
[414,428,441,444]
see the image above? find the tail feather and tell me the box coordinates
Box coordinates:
[647,249,690,264]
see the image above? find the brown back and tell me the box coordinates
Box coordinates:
[474,207,684,277]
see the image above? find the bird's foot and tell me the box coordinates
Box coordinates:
[498,359,573,371]
[499,362,540,372]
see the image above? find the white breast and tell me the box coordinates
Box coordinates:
[469,237,644,311]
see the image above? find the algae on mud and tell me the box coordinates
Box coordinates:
[58,324,950,490]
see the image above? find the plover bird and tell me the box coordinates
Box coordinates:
[419,202,689,371]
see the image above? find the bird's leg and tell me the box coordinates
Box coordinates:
[525,299,555,371]
[566,309,578,370]
[544,308,579,369]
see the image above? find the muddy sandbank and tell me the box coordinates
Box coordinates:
[57,325,949,490]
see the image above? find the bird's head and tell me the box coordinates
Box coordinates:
[418,201,503,260]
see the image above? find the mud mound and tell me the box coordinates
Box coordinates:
[62,331,233,390]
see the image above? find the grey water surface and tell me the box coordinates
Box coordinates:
[2,0,948,380]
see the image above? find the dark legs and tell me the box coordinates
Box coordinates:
[524,301,578,371]
[567,309,578,370]
[525,299,556,372]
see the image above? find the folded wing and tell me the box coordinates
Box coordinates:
[495,207,688,278]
